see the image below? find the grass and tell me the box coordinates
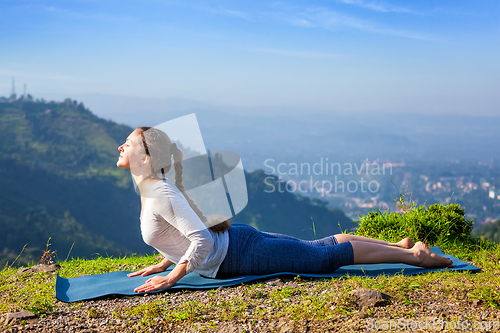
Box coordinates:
[0,253,159,317]
[1,244,500,331]
[1,199,500,331]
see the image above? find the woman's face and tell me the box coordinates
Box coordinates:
[117,130,145,170]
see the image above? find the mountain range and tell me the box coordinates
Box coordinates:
[0,97,354,267]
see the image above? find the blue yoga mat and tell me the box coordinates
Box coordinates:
[55,247,479,303]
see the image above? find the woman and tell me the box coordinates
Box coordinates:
[118,127,453,293]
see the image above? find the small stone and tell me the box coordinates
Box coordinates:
[13,264,61,277]
[349,289,391,307]
[265,278,284,287]
[14,267,32,276]
[472,299,482,306]
[33,263,61,273]
[4,310,36,325]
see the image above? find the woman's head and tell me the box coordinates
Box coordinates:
[116,129,144,172]
[117,126,231,233]
[135,126,175,177]
[117,127,176,178]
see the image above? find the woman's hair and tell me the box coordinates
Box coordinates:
[135,126,231,233]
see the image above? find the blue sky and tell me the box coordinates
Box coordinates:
[0,0,499,115]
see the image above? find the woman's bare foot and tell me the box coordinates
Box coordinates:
[394,237,415,249]
[413,242,453,268]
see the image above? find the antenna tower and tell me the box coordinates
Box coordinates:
[11,77,15,97]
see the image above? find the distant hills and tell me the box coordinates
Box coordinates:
[56,93,500,170]
[0,97,354,267]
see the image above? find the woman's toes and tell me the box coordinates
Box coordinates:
[398,238,415,249]
[414,241,429,250]
[413,243,453,268]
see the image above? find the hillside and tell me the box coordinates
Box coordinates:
[0,97,353,267]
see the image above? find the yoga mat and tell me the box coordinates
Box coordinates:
[55,247,480,303]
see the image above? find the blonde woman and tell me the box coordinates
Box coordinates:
[118,127,453,293]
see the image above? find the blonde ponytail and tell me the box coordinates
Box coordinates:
[171,143,232,233]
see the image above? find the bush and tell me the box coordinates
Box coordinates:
[355,203,476,249]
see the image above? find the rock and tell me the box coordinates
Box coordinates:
[32,263,61,273]
[13,264,61,277]
[13,267,32,276]
[4,310,36,325]
[265,278,284,287]
[349,288,391,307]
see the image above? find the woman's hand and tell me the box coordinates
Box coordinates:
[127,264,164,277]
[127,258,173,277]
[133,275,173,293]
[132,261,189,293]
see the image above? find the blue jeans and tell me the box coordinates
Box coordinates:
[216,223,354,277]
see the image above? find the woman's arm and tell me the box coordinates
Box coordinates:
[133,261,188,293]
[127,257,173,277]
[133,184,214,293]
[153,192,215,276]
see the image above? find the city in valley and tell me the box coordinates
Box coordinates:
[266,158,500,227]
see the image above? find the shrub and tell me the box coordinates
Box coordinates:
[355,203,475,249]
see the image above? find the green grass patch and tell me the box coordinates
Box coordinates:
[0,253,160,318]
[356,203,476,249]
[1,200,500,330]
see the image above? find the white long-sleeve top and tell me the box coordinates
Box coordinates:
[139,179,229,278]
